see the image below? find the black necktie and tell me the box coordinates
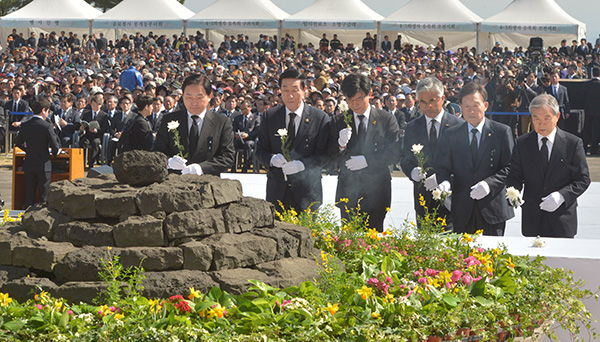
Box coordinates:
[12,101,16,113]
[288,112,296,143]
[470,128,478,164]
[541,137,549,172]
[92,111,96,120]
[189,115,200,157]
[357,114,366,143]
[429,120,438,150]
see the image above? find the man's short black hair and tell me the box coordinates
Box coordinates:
[279,68,306,88]
[458,81,488,103]
[182,73,212,95]
[30,95,51,115]
[60,93,75,103]
[341,73,371,98]
[135,95,154,112]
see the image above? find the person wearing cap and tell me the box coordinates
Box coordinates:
[256,68,330,212]
[154,73,235,176]
[329,73,400,232]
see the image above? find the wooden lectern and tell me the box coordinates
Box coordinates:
[12,147,85,210]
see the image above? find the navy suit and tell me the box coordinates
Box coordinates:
[436,119,515,235]
[4,99,30,130]
[401,112,463,223]
[80,109,110,168]
[256,103,330,212]
[582,78,600,154]
[232,113,260,171]
[153,110,235,176]
[50,107,80,147]
[545,84,576,134]
[507,129,590,237]
[15,116,61,208]
[329,107,400,231]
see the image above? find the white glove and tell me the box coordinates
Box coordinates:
[168,155,188,170]
[282,160,305,175]
[437,180,451,193]
[345,155,368,171]
[338,127,352,147]
[410,167,426,182]
[270,153,287,168]
[444,195,452,211]
[424,174,438,191]
[470,181,490,200]
[182,163,203,175]
[540,191,565,212]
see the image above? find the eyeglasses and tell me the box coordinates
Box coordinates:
[418,97,441,106]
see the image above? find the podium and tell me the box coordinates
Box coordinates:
[12,148,85,210]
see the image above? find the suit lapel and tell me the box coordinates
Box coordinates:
[474,119,493,170]
[546,129,566,180]
[365,106,379,144]
[525,132,545,179]
[292,104,311,150]
[197,111,215,154]
[177,111,190,153]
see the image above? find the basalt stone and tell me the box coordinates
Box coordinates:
[0,277,58,303]
[223,197,275,233]
[113,215,164,247]
[47,180,78,213]
[95,192,138,218]
[253,228,301,259]
[21,205,66,239]
[12,240,77,273]
[113,150,168,186]
[164,209,225,241]
[62,189,97,219]
[136,183,214,215]
[53,222,115,247]
[203,233,277,270]
[211,268,274,294]
[0,266,31,288]
[55,281,109,304]
[180,241,213,271]
[277,222,314,258]
[163,175,242,206]
[54,246,119,283]
[254,258,319,288]
[141,270,218,299]
[0,229,35,266]
[120,247,183,271]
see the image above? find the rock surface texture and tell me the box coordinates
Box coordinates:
[0,163,318,303]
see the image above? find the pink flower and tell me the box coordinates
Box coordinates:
[35,304,43,310]
[399,284,406,289]
[68,310,73,315]
[367,278,379,286]
[462,274,474,285]
[414,270,422,277]
[418,277,427,284]
[477,248,484,253]
[464,256,481,267]
[425,268,438,277]
[451,270,463,283]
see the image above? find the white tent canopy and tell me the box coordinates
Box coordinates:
[283,0,383,45]
[1,0,101,28]
[93,0,194,30]
[188,0,288,30]
[380,0,482,50]
[480,0,586,50]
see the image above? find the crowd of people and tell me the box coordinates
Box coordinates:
[4,29,597,238]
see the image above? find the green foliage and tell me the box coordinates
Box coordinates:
[94,247,145,306]
[0,0,31,17]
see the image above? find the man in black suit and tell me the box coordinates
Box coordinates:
[435,82,514,236]
[463,62,482,84]
[329,73,400,231]
[15,96,61,208]
[219,95,241,122]
[127,95,154,151]
[545,70,574,133]
[51,93,80,147]
[154,73,235,176]
[148,97,164,133]
[393,35,402,51]
[5,85,30,131]
[401,77,463,226]
[582,67,600,155]
[80,94,110,168]
[517,72,544,135]
[232,96,260,173]
[256,68,330,212]
[507,94,590,238]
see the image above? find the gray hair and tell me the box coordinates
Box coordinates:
[529,94,559,115]
[416,76,444,98]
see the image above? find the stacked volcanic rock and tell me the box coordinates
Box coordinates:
[0,151,318,303]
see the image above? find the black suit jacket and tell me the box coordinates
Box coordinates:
[51,107,80,140]
[4,99,30,129]
[507,129,590,237]
[232,113,260,141]
[329,107,400,214]
[148,112,163,133]
[15,116,60,172]
[256,103,330,211]
[80,109,110,140]
[219,109,241,122]
[153,109,235,176]
[545,84,570,119]
[401,112,463,212]
[436,119,515,229]
[583,78,600,117]
[130,113,154,151]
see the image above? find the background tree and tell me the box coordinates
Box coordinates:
[0,0,32,16]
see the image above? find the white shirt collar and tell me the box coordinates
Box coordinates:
[285,101,304,117]
[33,115,43,120]
[538,126,557,145]
[468,117,485,134]
[188,108,207,121]
[425,109,444,126]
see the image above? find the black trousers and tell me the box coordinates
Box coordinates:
[234,139,255,169]
[82,136,102,168]
[454,202,505,236]
[583,114,600,153]
[24,168,51,209]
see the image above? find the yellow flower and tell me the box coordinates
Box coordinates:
[114,313,124,320]
[385,207,391,213]
[0,293,12,307]
[366,228,380,241]
[325,302,339,315]
[505,256,515,269]
[492,248,502,257]
[188,287,202,300]
[356,285,373,300]
[371,312,381,318]
[418,194,426,207]
[99,305,111,316]
[475,229,484,236]
[207,303,226,319]
[54,300,63,311]
[149,299,161,313]
[35,291,49,304]
[107,246,112,250]
[461,233,473,243]
[437,270,452,285]
[383,293,395,304]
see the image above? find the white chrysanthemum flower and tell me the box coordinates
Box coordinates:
[338,100,349,113]
[411,144,423,154]
[167,120,180,130]
[532,236,547,248]
[277,128,288,137]
[506,186,520,202]
[432,188,442,200]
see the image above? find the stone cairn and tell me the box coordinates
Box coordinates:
[0,151,318,304]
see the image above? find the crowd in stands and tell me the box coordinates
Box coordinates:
[2,28,600,169]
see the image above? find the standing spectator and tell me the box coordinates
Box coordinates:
[232,96,260,173]
[507,94,590,238]
[393,34,402,51]
[381,35,391,52]
[119,62,144,92]
[544,70,571,132]
[256,69,330,212]
[27,32,36,48]
[435,82,514,236]
[319,34,329,53]
[330,34,342,51]
[362,32,374,51]
[582,67,600,155]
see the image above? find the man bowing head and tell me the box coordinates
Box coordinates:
[256,69,330,212]
[507,94,590,238]
[154,73,235,176]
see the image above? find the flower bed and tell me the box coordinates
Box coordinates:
[0,204,596,341]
